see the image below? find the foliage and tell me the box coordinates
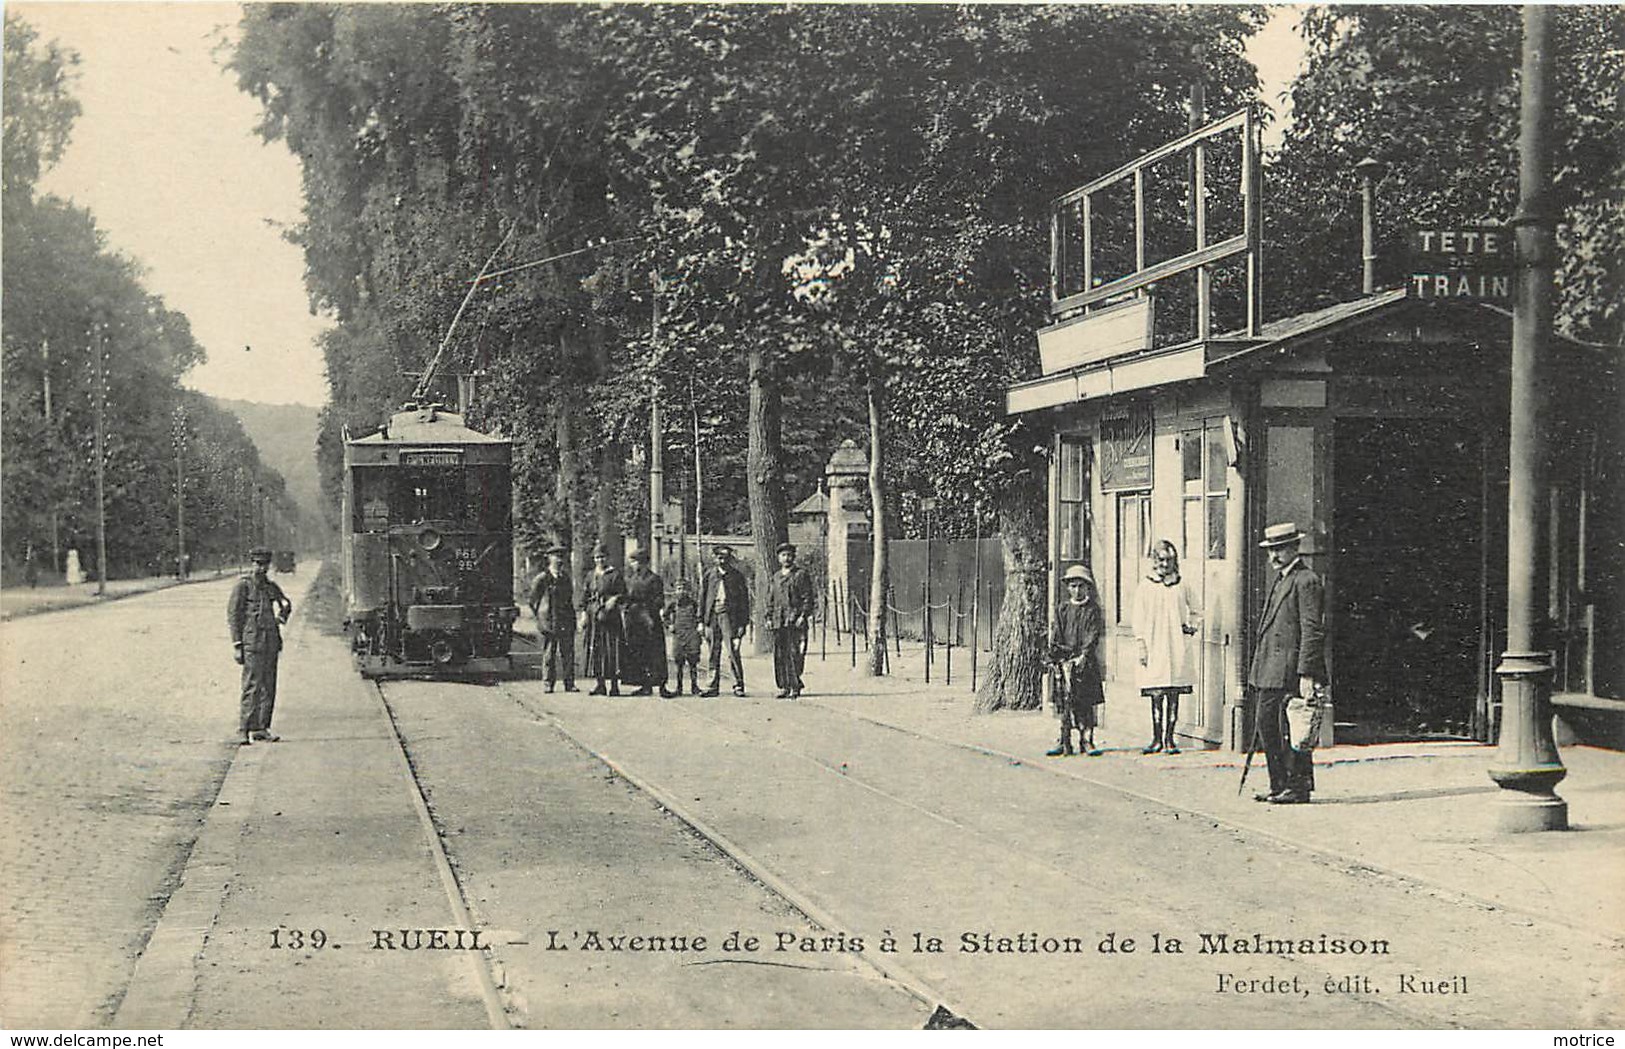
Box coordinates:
[1269,5,1624,346]
[2,13,296,581]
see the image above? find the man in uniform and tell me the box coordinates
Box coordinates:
[699,544,751,697]
[1247,522,1328,804]
[528,544,578,693]
[764,542,815,698]
[228,545,293,745]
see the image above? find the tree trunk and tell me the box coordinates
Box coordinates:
[975,468,1048,711]
[595,440,624,570]
[557,326,593,585]
[865,358,889,676]
[747,343,787,655]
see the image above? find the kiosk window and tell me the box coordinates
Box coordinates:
[1058,438,1090,563]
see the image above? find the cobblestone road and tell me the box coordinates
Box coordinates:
[0,570,309,1027]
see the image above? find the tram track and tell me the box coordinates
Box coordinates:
[490,684,1471,1030]
[495,682,977,1029]
[369,680,512,1029]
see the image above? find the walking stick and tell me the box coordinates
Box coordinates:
[1237,694,1265,796]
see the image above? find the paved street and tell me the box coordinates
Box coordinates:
[2,568,1621,1029]
[0,570,307,1027]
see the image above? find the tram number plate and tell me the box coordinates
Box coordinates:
[403,450,463,467]
[455,547,481,572]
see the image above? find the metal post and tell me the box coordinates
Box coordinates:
[649,272,664,572]
[1489,4,1566,832]
[922,578,931,684]
[1356,157,1386,294]
[850,585,858,667]
[174,409,187,579]
[945,593,953,686]
[92,320,108,596]
[820,584,827,662]
[891,584,901,656]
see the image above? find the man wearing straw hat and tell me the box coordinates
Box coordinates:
[1247,522,1328,804]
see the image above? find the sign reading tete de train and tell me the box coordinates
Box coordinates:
[1409,225,1513,301]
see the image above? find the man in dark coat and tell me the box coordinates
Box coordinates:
[528,544,577,693]
[699,544,751,697]
[764,542,815,699]
[622,547,672,697]
[583,543,626,696]
[1246,522,1329,804]
[228,545,293,745]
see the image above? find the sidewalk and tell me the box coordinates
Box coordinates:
[115,576,498,1029]
[0,574,224,621]
[787,637,1625,942]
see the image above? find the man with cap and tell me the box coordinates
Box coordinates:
[528,544,578,693]
[764,541,815,699]
[582,543,626,696]
[699,544,751,697]
[228,546,293,745]
[1247,522,1329,804]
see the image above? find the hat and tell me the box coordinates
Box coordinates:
[712,544,734,558]
[628,547,649,562]
[1063,564,1093,584]
[592,543,611,558]
[544,544,568,557]
[1258,522,1305,548]
[776,542,796,555]
[249,545,273,564]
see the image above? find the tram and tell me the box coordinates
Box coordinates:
[341,401,526,678]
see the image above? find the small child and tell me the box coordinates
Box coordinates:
[665,580,703,695]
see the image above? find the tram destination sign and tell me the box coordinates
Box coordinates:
[402,449,464,467]
[1409,225,1512,301]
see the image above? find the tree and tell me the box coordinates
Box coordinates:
[1269,5,1623,347]
[3,13,294,581]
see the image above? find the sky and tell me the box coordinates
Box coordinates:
[12,2,1307,411]
[17,1,332,407]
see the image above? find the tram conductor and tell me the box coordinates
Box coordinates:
[228,545,293,745]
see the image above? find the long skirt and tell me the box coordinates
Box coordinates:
[620,604,668,687]
[586,612,621,680]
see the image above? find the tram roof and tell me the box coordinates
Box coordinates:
[348,404,509,446]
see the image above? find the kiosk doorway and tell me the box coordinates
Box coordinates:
[1332,417,1484,741]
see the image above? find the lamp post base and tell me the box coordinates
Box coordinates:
[1489,781,1569,833]
[1489,651,1568,833]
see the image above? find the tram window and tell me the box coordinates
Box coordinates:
[394,468,464,522]
[354,468,392,532]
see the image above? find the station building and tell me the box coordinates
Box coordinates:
[1004,111,1621,749]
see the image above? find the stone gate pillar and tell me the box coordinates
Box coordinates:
[824,439,869,628]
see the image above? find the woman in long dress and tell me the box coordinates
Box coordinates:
[1129,540,1201,754]
[583,544,626,696]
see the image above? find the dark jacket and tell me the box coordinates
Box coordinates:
[1247,559,1328,690]
[764,567,815,629]
[583,566,626,623]
[528,569,574,634]
[699,563,751,628]
[228,574,291,654]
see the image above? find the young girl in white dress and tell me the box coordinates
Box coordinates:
[1130,540,1201,754]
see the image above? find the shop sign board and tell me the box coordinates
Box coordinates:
[1099,401,1153,491]
[1408,225,1512,300]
